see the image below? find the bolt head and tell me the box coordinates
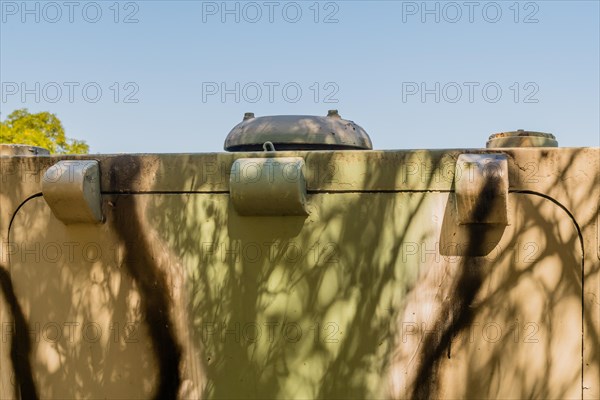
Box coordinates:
[327,109,340,118]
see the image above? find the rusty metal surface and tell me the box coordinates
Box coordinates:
[487,130,558,148]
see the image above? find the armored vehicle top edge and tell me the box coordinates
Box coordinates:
[0,112,598,400]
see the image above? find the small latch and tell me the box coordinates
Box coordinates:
[42,160,103,224]
[455,154,509,225]
[230,157,307,216]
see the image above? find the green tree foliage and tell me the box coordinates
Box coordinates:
[0,109,89,154]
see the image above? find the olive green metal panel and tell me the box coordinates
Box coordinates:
[1,147,598,399]
[0,148,597,194]
[6,190,583,399]
[7,198,157,398]
[0,294,12,399]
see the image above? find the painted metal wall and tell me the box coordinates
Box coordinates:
[1,147,598,399]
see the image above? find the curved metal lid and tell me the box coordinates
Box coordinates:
[224,110,373,151]
[486,130,558,148]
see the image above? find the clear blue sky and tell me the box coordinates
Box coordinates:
[1,0,599,153]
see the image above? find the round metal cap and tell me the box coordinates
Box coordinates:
[0,144,50,156]
[224,112,373,151]
[486,130,558,148]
